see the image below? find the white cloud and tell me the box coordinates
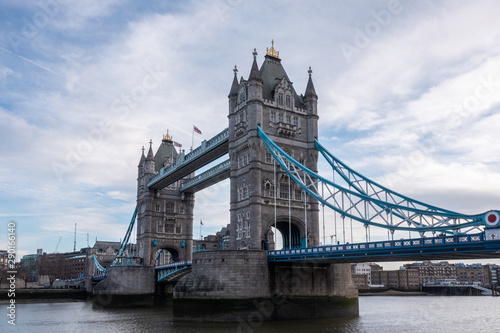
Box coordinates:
[2,0,500,260]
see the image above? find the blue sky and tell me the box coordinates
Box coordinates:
[1,0,500,268]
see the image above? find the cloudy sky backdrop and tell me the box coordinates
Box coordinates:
[1,0,500,268]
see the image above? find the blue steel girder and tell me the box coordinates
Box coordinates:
[93,255,107,275]
[155,261,192,282]
[148,128,229,190]
[111,206,138,266]
[315,139,462,232]
[257,126,499,234]
[180,159,230,193]
[268,231,500,263]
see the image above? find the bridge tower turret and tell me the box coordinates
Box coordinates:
[228,41,320,251]
[228,65,239,112]
[136,133,194,266]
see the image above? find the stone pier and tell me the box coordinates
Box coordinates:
[173,250,358,322]
[93,265,155,308]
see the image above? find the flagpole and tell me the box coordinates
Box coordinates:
[191,126,194,151]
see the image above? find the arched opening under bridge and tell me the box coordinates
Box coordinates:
[267,219,304,250]
[153,247,181,266]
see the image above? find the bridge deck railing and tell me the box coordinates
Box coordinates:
[155,260,192,270]
[148,128,229,186]
[155,261,193,282]
[180,159,230,191]
[269,233,485,257]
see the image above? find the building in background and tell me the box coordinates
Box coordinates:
[0,250,8,271]
[351,263,372,289]
[487,264,499,289]
[455,263,491,287]
[404,261,457,285]
[370,267,420,290]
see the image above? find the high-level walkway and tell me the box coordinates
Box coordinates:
[148,128,229,191]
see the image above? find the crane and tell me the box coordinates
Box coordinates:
[73,223,77,252]
[54,236,62,253]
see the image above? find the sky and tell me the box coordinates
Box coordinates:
[1,0,500,269]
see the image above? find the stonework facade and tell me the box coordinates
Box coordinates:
[136,136,194,266]
[227,48,320,251]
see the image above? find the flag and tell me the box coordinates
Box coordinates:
[193,125,202,134]
[173,141,182,148]
[200,220,203,225]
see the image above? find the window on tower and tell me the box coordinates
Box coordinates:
[278,93,284,105]
[265,151,272,164]
[165,223,174,233]
[295,189,303,201]
[166,202,175,213]
[156,220,163,233]
[280,182,289,199]
[264,180,275,197]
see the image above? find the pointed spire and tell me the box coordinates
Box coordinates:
[248,48,262,81]
[138,146,146,167]
[146,139,154,160]
[305,66,317,97]
[229,65,239,96]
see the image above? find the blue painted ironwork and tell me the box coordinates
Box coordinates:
[91,274,107,282]
[93,255,107,275]
[148,128,229,189]
[180,159,230,192]
[111,206,138,267]
[155,249,163,262]
[268,230,500,262]
[257,126,499,234]
[316,139,463,235]
[316,139,461,215]
[155,261,192,282]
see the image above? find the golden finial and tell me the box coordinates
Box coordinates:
[162,129,172,142]
[266,39,280,59]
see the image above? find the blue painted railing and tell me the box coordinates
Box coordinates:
[155,261,192,282]
[268,231,500,261]
[148,128,229,187]
[180,159,230,192]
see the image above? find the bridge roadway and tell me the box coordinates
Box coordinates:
[147,128,229,191]
[156,261,192,282]
[95,230,500,282]
[268,231,500,263]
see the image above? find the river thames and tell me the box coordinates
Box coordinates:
[2,296,497,332]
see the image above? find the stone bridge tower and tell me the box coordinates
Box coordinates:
[136,133,194,266]
[228,42,320,250]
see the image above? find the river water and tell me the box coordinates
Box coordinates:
[1,296,498,332]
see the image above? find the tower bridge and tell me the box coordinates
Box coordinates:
[93,42,500,322]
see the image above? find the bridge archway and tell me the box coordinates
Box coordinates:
[153,246,182,266]
[267,217,305,250]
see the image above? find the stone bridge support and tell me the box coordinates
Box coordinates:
[269,262,358,319]
[93,266,155,308]
[173,251,358,322]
